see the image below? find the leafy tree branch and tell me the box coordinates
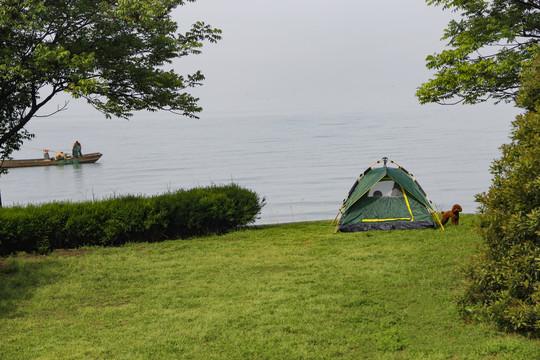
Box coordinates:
[418,0,540,105]
[0,0,221,172]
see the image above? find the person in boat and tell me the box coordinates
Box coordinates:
[55,151,64,160]
[43,150,50,159]
[72,141,83,158]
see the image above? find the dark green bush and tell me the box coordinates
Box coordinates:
[0,184,264,256]
[458,57,540,336]
[153,184,264,238]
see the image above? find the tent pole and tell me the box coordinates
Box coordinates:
[331,206,343,226]
[432,211,445,230]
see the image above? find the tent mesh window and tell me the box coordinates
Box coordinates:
[368,178,403,198]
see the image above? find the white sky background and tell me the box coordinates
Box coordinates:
[172,0,469,116]
[38,0,519,120]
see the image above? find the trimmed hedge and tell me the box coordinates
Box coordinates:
[0,184,264,256]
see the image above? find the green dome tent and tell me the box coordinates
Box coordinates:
[333,157,443,232]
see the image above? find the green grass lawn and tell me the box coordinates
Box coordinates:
[1,215,538,359]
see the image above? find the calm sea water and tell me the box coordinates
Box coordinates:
[0,105,518,224]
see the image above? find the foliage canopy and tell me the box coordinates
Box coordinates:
[0,0,221,167]
[460,57,540,336]
[417,0,540,105]
[421,0,540,336]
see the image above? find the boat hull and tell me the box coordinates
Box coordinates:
[0,152,103,169]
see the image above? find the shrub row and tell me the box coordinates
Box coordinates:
[0,184,264,256]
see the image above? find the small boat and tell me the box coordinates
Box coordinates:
[0,152,103,169]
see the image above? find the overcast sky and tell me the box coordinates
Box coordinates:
[173,0,461,116]
[40,0,519,121]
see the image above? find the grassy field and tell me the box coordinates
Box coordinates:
[1,215,538,359]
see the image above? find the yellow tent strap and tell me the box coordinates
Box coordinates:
[402,185,414,222]
[362,218,411,222]
[401,191,443,228]
[388,157,444,230]
[410,196,444,230]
